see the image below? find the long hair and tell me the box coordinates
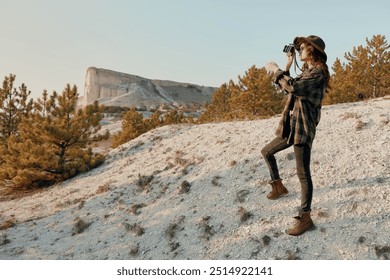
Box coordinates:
[302,44,331,93]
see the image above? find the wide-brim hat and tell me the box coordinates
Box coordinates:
[293,35,327,62]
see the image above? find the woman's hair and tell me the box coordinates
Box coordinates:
[301,44,331,92]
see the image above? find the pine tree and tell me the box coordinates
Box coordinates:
[0,84,105,188]
[344,44,372,98]
[228,66,283,120]
[199,82,232,123]
[199,65,283,122]
[112,108,148,148]
[365,35,390,97]
[328,34,390,103]
[0,74,33,144]
[324,58,356,104]
[162,109,185,125]
[144,110,163,129]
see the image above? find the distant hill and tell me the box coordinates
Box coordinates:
[79,67,217,110]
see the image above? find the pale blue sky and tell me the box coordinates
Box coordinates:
[1,0,389,99]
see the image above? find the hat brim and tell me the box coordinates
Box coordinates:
[293,36,327,61]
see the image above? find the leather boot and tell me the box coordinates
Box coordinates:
[287,211,314,236]
[266,179,288,200]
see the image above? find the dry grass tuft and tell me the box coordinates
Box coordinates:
[0,219,16,231]
[340,112,360,120]
[317,210,330,218]
[72,218,91,235]
[96,183,110,194]
[211,176,221,187]
[130,203,146,215]
[124,223,145,236]
[174,150,188,167]
[198,216,214,240]
[286,249,301,260]
[166,216,185,240]
[236,189,250,203]
[78,200,86,210]
[165,223,178,241]
[380,116,389,125]
[355,120,367,130]
[375,245,390,260]
[262,235,272,246]
[358,236,366,244]
[178,181,191,194]
[129,244,140,256]
[169,241,180,252]
[0,233,11,246]
[137,174,154,191]
[237,207,253,223]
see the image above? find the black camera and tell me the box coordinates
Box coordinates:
[283,44,295,53]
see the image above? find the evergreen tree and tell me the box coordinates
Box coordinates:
[200,65,283,122]
[328,34,390,103]
[0,85,105,188]
[0,74,33,144]
[229,66,282,119]
[365,35,390,97]
[162,109,185,125]
[144,110,163,130]
[112,108,148,148]
[199,82,232,123]
[344,44,373,98]
[324,58,356,104]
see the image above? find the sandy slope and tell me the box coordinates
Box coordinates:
[0,97,389,260]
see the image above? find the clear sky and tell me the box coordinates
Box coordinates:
[1,0,389,99]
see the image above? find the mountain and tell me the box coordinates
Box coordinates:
[78,67,217,109]
[0,97,389,260]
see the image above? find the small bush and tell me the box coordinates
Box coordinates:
[130,203,146,215]
[73,218,91,235]
[355,120,367,130]
[96,183,110,194]
[237,207,253,223]
[262,235,272,246]
[165,223,178,241]
[0,219,16,230]
[198,216,214,240]
[375,245,390,260]
[0,233,11,246]
[124,223,145,236]
[236,190,250,203]
[178,181,191,194]
[137,174,154,191]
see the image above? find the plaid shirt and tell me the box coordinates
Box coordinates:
[274,66,326,148]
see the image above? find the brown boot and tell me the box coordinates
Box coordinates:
[287,211,314,236]
[266,179,288,200]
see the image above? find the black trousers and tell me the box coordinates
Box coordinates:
[261,136,313,212]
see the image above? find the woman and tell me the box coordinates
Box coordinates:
[262,35,330,236]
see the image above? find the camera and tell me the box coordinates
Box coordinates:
[283,44,295,53]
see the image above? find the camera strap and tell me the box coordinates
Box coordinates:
[293,55,303,74]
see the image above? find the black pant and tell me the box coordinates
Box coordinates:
[261,136,313,212]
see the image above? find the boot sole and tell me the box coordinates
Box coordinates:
[286,224,316,236]
[266,192,288,200]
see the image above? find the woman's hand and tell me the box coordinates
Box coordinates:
[265,61,280,74]
[285,51,295,72]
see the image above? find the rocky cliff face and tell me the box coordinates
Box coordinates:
[80,67,216,109]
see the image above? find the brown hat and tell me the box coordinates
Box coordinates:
[293,35,327,62]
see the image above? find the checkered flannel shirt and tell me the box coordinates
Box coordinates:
[273,66,326,148]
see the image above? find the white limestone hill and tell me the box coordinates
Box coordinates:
[79,67,216,109]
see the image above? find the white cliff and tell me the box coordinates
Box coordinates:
[80,67,216,108]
